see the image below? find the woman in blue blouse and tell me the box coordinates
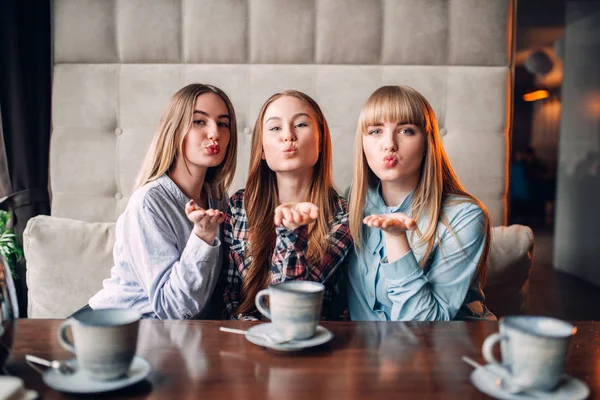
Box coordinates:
[345,85,495,321]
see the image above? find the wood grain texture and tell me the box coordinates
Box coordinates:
[5,319,598,399]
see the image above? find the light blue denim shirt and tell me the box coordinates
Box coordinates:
[89,174,228,319]
[346,184,494,321]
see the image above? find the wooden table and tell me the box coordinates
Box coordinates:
[5,319,599,399]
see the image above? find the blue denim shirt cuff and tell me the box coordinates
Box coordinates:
[380,249,421,281]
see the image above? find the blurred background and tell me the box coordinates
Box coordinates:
[512,0,600,320]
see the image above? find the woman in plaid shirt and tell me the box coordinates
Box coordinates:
[221,90,352,320]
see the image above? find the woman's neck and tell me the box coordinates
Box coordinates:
[380,177,419,207]
[168,159,208,206]
[276,168,313,204]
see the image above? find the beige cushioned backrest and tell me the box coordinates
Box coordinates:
[24,217,532,319]
[24,216,115,317]
[485,224,535,316]
[24,0,517,318]
[51,0,514,226]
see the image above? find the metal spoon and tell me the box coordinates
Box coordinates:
[25,354,76,375]
[219,326,295,345]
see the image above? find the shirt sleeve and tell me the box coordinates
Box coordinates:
[270,198,353,286]
[381,204,486,321]
[122,202,222,320]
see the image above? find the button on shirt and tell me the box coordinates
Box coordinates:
[346,185,493,321]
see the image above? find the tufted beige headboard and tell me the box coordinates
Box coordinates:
[51,0,514,225]
[23,0,519,318]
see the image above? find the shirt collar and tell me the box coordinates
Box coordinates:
[157,174,215,209]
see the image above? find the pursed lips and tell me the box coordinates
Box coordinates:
[206,143,220,155]
[383,155,398,167]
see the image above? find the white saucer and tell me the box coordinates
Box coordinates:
[470,363,590,400]
[43,356,151,394]
[245,323,334,352]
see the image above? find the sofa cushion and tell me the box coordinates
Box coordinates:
[24,215,115,318]
[24,215,533,319]
[485,224,535,317]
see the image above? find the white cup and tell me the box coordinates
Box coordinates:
[58,308,141,381]
[482,316,576,391]
[255,281,324,340]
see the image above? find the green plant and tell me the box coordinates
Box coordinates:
[0,210,23,279]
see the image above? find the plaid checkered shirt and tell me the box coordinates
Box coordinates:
[221,189,352,320]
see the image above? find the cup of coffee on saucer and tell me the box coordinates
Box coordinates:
[481,315,576,392]
[57,308,141,381]
[255,281,325,341]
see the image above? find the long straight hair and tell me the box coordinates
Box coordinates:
[349,85,491,284]
[237,90,337,315]
[134,83,238,199]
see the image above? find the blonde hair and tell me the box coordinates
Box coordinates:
[237,90,338,315]
[134,83,238,199]
[349,85,491,284]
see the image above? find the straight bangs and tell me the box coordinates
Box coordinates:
[358,86,429,135]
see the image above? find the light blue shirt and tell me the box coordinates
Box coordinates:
[89,174,227,319]
[346,185,494,321]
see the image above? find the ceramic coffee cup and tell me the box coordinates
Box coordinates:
[57,308,141,381]
[255,281,324,340]
[482,315,577,391]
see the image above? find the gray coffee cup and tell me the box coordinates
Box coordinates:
[255,281,324,340]
[57,308,141,381]
[482,316,576,391]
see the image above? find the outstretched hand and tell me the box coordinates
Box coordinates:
[363,212,417,236]
[274,202,319,230]
[185,200,225,244]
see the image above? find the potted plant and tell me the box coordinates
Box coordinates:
[0,210,23,279]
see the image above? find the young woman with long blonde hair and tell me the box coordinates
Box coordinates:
[345,85,495,321]
[221,90,352,320]
[89,83,237,319]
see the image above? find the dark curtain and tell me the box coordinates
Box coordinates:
[0,0,52,316]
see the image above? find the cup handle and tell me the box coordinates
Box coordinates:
[482,332,506,367]
[57,320,76,354]
[255,289,271,320]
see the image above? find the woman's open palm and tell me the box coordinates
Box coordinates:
[363,212,417,236]
[185,200,225,243]
[274,202,319,230]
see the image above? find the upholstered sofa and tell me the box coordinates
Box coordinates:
[23,0,532,318]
